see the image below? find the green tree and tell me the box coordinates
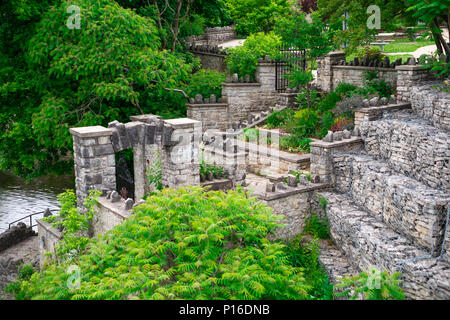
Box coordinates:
[0,0,195,179]
[10,187,310,300]
[225,0,291,36]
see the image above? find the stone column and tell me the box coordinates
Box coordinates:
[396,65,431,102]
[310,137,364,184]
[130,114,163,200]
[70,126,115,211]
[161,118,201,189]
[316,51,346,92]
[256,61,277,92]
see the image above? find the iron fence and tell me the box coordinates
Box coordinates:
[275,43,307,93]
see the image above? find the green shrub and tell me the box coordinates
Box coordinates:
[296,88,321,110]
[265,108,295,129]
[335,269,406,300]
[186,69,226,99]
[279,135,311,153]
[11,187,310,300]
[290,109,319,137]
[354,46,385,62]
[333,83,358,97]
[242,128,260,143]
[284,236,333,300]
[226,32,281,79]
[303,213,330,240]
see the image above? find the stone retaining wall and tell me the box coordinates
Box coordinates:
[191,51,227,72]
[332,65,397,90]
[36,219,62,267]
[0,223,35,252]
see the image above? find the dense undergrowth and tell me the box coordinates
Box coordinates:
[7,187,335,300]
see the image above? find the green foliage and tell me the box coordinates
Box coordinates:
[303,213,330,240]
[296,88,321,110]
[226,32,281,79]
[279,135,311,153]
[225,0,290,36]
[354,46,384,62]
[0,0,196,179]
[4,263,36,300]
[274,9,338,64]
[265,108,295,129]
[11,187,311,300]
[186,69,226,99]
[318,196,328,211]
[283,236,334,300]
[419,53,450,79]
[145,150,163,193]
[290,109,319,138]
[335,269,406,300]
[242,128,260,143]
[363,68,379,82]
[200,162,226,179]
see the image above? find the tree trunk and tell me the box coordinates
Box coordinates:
[171,0,183,52]
[152,0,167,49]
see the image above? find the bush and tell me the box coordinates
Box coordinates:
[226,32,281,79]
[279,135,311,153]
[335,269,405,300]
[354,46,385,62]
[265,108,295,129]
[11,187,310,300]
[186,70,226,99]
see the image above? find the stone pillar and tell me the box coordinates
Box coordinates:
[310,137,364,184]
[130,114,163,200]
[396,65,431,102]
[316,51,346,92]
[161,118,201,189]
[70,126,115,211]
[256,61,277,92]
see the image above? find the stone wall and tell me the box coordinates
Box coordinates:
[310,136,364,184]
[396,65,433,102]
[354,102,411,129]
[191,51,227,72]
[92,196,133,236]
[222,83,263,122]
[409,81,450,131]
[360,110,449,191]
[187,103,229,132]
[37,219,62,267]
[189,26,236,45]
[331,65,397,90]
[0,223,35,252]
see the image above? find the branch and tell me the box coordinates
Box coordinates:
[164,88,190,102]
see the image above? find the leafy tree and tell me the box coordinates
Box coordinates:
[317,0,449,56]
[225,0,291,36]
[0,0,195,179]
[10,187,310,300]
[226,32,282,79]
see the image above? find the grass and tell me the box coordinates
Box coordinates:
[383,39,434,53]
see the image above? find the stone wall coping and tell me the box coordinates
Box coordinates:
[310,137,363,149]
[97,197,132,220]
[332,65,397,72]
[164,118,201,129]
[190,50,227,58]
[36,219,63,240]
[70,126,113,138]
[238,140,311,164]
[258,62,277,66]
[395,65,427,71]
[326,51,346,57]
[186,103,228,108]
[278,92,300,97]
[255,183,331,201]
[222,82,261,87]
[356,102,411,114]
[130,114,162,123]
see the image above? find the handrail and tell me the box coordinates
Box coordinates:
[7,209,59,230]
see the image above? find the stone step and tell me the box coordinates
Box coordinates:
[360,110,449,191]
[332,152,449,255]
[314,191,450,299]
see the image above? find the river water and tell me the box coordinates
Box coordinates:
[0,171,74,231]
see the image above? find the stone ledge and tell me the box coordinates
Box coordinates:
[310,137,363,149]
[70,126,112,138]
[186,103,228,108]
[164,118,201,129]
[254,183,330,201]
[222,82,261,87]
[189,51,227,58]
[395,65,428,71]
[97,196,133,220]
[238,141,311,164]
[36,219,63,240]
[332,65,397,72]
[356,102,411,113]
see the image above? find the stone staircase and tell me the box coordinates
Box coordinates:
[313,106,450,299]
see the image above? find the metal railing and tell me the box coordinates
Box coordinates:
[7,209,59,230]
[275,43,307,93]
